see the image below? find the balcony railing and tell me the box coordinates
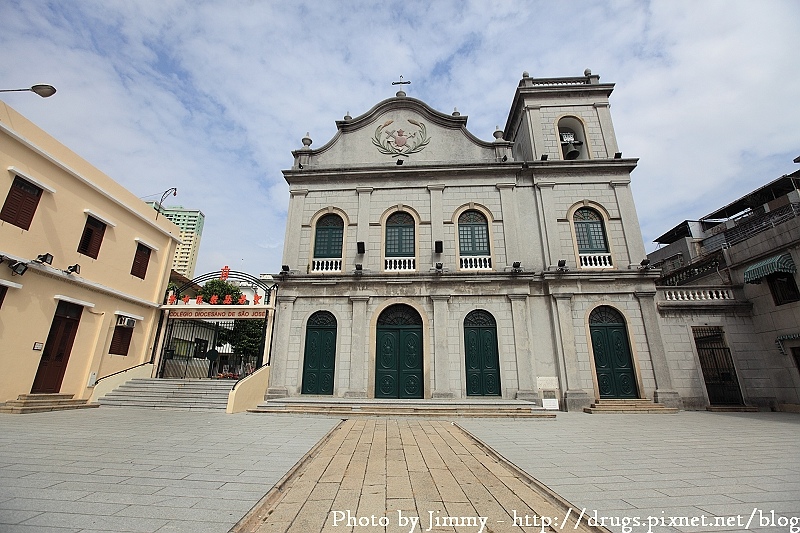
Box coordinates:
[579,253,613,268]
[311,258,342,273]
[460,256,492,270]
[385,257,416,272]
[661,288,735,301]
[701,202,800,254]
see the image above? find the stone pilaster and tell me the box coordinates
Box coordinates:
[345,295,370,398]
[526,105,546,159]
[266,295,296,399]
[356,187,373,258]
[536,182,557,268]
[496,183,519,265]
[283,189,308,271]
[552,293,591,411]
[430,294,454,399]
[635,290,681,408]
[611,180,647,267]
[508,294,538,402]
[593,102,619,156]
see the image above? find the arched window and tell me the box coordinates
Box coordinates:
[458,210,492,270]
[312,214,343,272]
[385,212,415,271]
[573,207,612,268]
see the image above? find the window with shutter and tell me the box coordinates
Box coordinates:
[0,176,43,230]
[77,216,106,259]
[385,212,415,257]
[109,326,133,355]
[573,208,609,253]
[314,214,344,258]
[130,243,151,279]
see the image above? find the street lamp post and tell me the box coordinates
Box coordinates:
[0,84,57,98]
[155,188,178,220]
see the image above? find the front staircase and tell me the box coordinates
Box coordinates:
[0,394,99,414]
[583,398,678,414]
[249,397,557,418]
[98,378,233,410]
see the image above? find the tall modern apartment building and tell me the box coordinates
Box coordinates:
[148,204,205,278]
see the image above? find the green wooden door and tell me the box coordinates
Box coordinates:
[301,312,336,395]
[375,305,423,399]
[589,307,637,399]
[464,310,501,396]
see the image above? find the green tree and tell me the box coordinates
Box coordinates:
[218,319,266,360]
[199,279,243,305]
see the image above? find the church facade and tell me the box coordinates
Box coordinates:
[267,71,679,411]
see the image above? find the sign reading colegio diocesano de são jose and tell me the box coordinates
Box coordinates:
[166,305,270,320]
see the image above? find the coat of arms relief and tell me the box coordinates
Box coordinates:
[372,118,431,157]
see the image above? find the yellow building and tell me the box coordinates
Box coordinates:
[0,101,180,404]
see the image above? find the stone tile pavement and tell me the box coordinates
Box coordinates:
[0,408,338,533]
[460,411,800,533]
[1,409,799,533]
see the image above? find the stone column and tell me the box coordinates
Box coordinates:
[593,102,619,156]
[611,181,647,267]
[266,295,296,399]
[496,183,519,265]
[536,182,557,268]
[527,105,546,159]
[283,189,308,271]
[345,295,370,398]
[552,293,591,411]
[428,185,445,258]
[635,290,680,408]
[430,294,454,399]
[508,294,538,401]
[356,187,373,261]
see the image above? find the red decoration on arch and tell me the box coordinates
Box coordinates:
[237,294,247,305]
[220,265,230,280]
[223,294,233,305]
[210,295,219,305]
[253,294,262,305]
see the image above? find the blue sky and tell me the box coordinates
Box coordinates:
[2,0,798,276]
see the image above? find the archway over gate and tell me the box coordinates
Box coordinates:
[374,304,424,399]
[155,268,276,380]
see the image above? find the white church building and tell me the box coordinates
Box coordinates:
[265,71,680,412]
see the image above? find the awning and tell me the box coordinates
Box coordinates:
[743,253,797,284]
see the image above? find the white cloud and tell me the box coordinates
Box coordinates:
[1,0,798,276]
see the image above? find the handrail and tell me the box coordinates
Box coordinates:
[94,361,152,385]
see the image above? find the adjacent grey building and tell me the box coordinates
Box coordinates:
[266,71,681,412]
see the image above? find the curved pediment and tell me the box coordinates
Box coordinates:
[292,95,509,168]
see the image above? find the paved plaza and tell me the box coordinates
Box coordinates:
[0,408,799,533]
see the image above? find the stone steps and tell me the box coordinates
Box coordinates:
[706,405,760,412]
[98,378,232,410]
[583,398,678,414]
[249,398,557,418]
[0,393,100,414]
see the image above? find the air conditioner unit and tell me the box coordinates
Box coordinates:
[116,317,136,328]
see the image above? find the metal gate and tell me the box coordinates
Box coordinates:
[693,327,744,406]
[158,318,266,380]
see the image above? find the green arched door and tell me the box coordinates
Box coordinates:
[375,304,423,399]
[301,311,337,395]
[464,310,501,396]
[590,306,638,398]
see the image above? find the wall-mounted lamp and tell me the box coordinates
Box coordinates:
[540,154,548,161]
[281,265,290,272]
[354,263,363,275]
[396,159,403,165]
[434,240,443,254]
[638,259,652,270]
[66,264,81,275]
[9,261,28,276]
[557,259,569,272]
[435,262,443,272]
[614,152,623,159]
[35,253,54,264]
[512,261,523,273]
[357,241,365,254]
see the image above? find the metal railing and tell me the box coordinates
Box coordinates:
[701,202,800,254]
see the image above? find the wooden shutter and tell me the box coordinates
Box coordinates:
[77,216,106,259]
[0,177,42,230]
[130,243,151,279]
[109,326,133,355]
